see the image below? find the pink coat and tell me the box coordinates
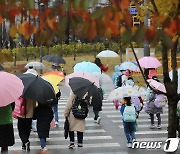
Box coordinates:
[64,94,85,132]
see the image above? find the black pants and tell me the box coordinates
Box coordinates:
[17,117,32,145]
[69,131,83,144]
[150,113,161,125]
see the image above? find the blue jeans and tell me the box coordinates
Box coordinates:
[40,138,46,148]
[53,104,58,122]
[123,121,136,143]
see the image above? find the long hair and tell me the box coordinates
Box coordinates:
[94,58,102,67]
[124,97,131,106]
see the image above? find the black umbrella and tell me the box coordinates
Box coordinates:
[43,55,66,64]
[17,73,56,104]
[64,117,69,139]
[69,77,102,109]
[0,64,4,71]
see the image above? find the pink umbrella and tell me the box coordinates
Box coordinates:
[0,72,24,107]
[138,57,162,68]
[147,79,166,93]
[65,72,100,88]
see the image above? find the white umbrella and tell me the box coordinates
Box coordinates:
[96,50,119,58]
[25,62,45,69]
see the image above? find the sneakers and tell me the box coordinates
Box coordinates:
[68,143,75,149]
[41,147,48,152]
[22,142,30,152]
[55,121,59,127]
[132,139,136,143]
[157,125,161,129]
[127,143,132,148]
[96,117,101,124]
[78,144,83,149]
[149,124,155,129]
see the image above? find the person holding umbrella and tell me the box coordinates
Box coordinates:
[33,102,54,152]
[94,58,108,73]
[0,103,15,152]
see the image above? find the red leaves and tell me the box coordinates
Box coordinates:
[145,26,157,43]
[0,14,3,25]
[30,9,38,18]
[120,0,130,9]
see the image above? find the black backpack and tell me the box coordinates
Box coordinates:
[116,75,123,87]
[72,97,89,119]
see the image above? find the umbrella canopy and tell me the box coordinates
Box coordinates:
[0,64,4,71]
[107,86,145,101]
[69,77,102,108]
[0,72,24,107]
[73,61,101,73]
[96,50,119,58]
[42,71,64,93]
[91,72,114,90]
[169,68,180,94]
[120,61,139,72]
[65,72,100,88]
[138,56,162,68]
[147,79,166,93]
[25,62,45,69]
[17,73,56,104]
[43,55,66,64]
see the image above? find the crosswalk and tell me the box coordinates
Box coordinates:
[10,89,178,153]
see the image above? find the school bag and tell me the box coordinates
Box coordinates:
[122,105,136,122]
[154,94,168,108]
[12,97,26,119]
[72,97,89,119]
[116,75,123,87]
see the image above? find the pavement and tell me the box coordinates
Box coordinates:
[9,81,180,154]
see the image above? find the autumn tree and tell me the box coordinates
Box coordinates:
[0,0,179,138]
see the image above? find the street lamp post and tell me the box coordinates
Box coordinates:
[144,0,150,56]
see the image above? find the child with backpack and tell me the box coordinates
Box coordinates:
[120,96,137,148]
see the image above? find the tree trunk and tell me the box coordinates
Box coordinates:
[161,42,178,137]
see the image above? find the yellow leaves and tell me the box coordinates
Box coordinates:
[0,50,13,63]
[17,23,25,35]
[105,27,112,39]
[17,22,37,40]
[120,26,126,35]
[10,25,17,38]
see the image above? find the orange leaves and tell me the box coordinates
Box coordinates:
[120,0,130,9]
[86,19,97,40]
[10,25,17,38]
[17,22,37,40]
[0,15,3,25]
[30,9,38,18]
[47,17,56,30]
[145,26,157,43]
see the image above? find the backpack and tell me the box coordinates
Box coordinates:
[12,97,26,119]
[154,94,168,108]
[72,98,89,119]
[116,75,123,87]
[123,105,136,122]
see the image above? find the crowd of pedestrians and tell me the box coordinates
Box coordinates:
[0,58,179,153]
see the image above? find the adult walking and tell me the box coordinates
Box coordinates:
[145,76,163,129]
[64,93,86,149]
[33,103,53,152]
[0,104,15,152]
[94,58,108,73]
[17,98,36,152]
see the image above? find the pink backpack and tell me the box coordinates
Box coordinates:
[12,97,26,119]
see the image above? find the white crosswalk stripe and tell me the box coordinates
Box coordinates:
[11,92,121,152]
[11,90,171,153]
